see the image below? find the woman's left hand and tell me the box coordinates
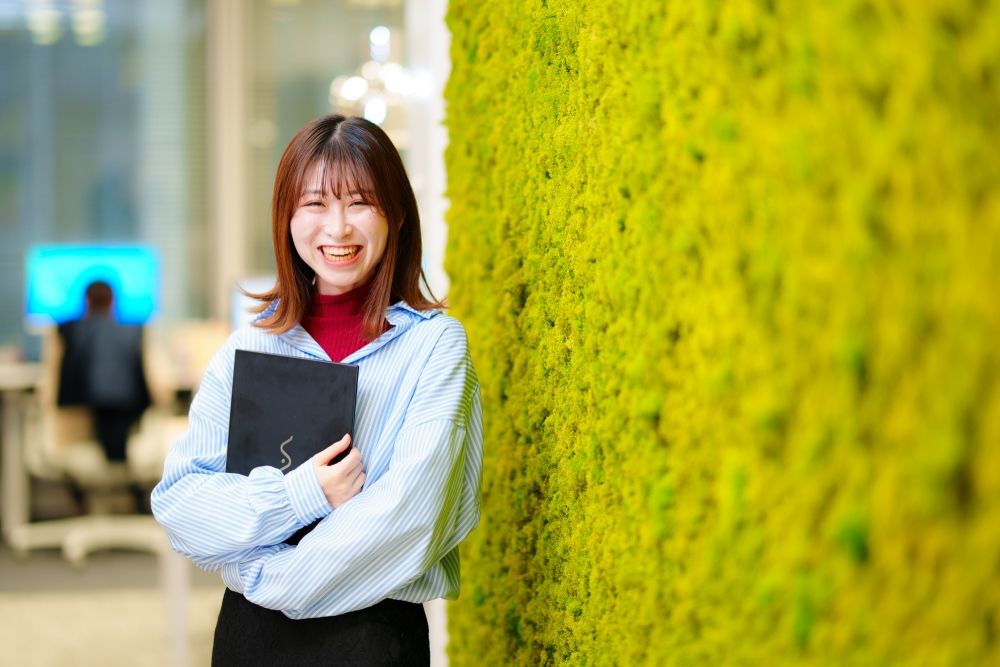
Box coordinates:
[312,434,366,509]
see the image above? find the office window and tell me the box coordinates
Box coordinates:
[0,0,208,351]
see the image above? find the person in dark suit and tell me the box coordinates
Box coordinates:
[57,280,151,463]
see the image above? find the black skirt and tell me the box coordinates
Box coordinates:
[212,588,430,667]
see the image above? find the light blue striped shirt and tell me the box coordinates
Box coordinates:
[151,301,483,619]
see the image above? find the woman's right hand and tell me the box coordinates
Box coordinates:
[312,434,366,509]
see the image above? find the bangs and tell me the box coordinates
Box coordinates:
[307,144,380,207]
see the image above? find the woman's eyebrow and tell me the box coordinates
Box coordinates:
[300,187,370,200]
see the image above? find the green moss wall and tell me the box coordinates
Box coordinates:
[443,1,1000,664]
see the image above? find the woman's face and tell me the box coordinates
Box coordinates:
[290,161,389,296]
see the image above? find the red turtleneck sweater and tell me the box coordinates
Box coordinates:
[300,283,376,362]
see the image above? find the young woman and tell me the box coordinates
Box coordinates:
[152,115,483,665]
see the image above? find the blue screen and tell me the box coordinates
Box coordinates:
[25,245,160,325]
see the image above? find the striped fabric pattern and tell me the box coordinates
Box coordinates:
[151,301,483,619]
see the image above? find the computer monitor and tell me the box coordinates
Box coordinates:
[25,245,160,327]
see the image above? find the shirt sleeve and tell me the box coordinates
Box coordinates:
[221,319,482,618]
[151,341,333,571]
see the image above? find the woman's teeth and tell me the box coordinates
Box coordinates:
[323,246,360,261]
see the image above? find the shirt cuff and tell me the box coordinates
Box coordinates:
[283,461,332,525]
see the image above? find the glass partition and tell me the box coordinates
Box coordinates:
[0,0,209,352]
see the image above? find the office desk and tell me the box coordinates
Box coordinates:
[0,360,182,554]
[1,362,45,550]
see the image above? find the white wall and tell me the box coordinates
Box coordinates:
[406,0,452,304]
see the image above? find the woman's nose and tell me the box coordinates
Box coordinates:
[322,209,352,238]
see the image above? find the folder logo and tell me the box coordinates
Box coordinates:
[279,435,293,472]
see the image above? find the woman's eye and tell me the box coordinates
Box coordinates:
[304,200,323,208]
[349,200,369,208]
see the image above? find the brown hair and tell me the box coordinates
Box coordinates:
[85,280,113,314]
[248,114,443,339]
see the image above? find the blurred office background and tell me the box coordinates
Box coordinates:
[1,0,450,665]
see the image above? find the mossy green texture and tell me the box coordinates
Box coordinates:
[443,1,1000,664]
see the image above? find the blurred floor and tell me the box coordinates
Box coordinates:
[0,545,223,666]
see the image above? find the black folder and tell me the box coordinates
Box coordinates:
[227,349,359,544]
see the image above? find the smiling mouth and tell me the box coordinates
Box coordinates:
[321,246,361,263]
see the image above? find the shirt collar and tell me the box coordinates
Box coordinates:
[387,300,439,320]
[254,298,438,321]
[257,299,439,362]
